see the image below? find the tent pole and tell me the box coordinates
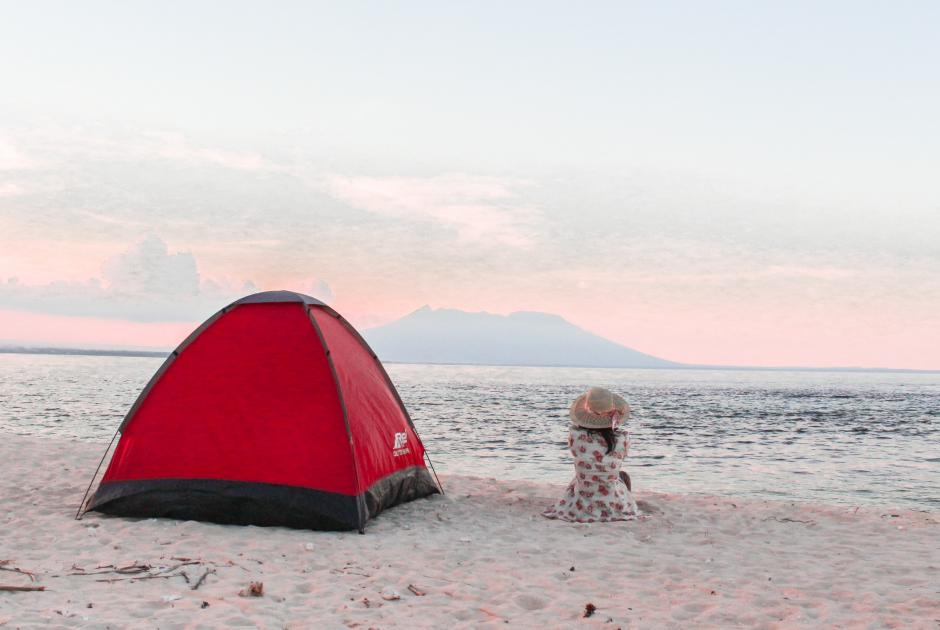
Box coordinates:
[424,451,445,496]
[321,308,444,497]
[74,425,121,520]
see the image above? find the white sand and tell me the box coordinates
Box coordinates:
[0,435,937,629]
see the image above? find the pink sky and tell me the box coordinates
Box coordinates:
[0,309,194,350]
[2,235,937,370]
[2,297,936,370]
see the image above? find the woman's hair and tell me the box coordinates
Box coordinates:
[585,427,617,454]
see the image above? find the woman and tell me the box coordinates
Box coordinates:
[542,387,639,523]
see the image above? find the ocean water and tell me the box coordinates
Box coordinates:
[1,353,937,509]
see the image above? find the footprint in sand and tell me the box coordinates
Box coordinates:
[515,594,547,610]
[223,615,258,627]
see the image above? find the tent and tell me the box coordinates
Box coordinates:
[78,290,441,532]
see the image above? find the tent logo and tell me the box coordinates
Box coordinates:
[392,432,410,457]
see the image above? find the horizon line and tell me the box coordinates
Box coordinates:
[1,346,937,375]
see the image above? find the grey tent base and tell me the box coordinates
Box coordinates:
[89,466,439,531]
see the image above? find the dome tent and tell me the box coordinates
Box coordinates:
[78,290,441,532]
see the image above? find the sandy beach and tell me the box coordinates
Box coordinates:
[0,434,937,629]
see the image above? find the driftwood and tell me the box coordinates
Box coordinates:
[0,585,46,592]
[53,558,230,587]
[0,560,38,582]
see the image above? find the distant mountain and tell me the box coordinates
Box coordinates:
[361,306,679,369]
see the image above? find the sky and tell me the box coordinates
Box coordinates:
[1,1,938,369]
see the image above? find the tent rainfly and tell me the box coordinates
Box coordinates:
[78,290,441,532]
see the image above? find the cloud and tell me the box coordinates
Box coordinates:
[102,234,200,296]
[292,277,334,303]
[0,236,332,322]
[145,132,270,171]
[0,137,41,170]
[321,173,540,248]
[5,127,271,175]
[764,265,857,281]
[0,182,25,197]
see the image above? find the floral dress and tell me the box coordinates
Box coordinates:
[542,425,639,523]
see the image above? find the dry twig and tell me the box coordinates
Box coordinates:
[95,574,181,584]
[92,561,203,584]
[191,569,215,591]
[330,568,371,578]
[418,573,475,587]
[0,560,38,582]
[67,562,152,576]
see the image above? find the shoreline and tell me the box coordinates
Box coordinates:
[0,434,937,628]
[5,430,937,514]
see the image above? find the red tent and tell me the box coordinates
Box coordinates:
[79,290,441,532]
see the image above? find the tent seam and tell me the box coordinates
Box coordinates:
[322,308,445,495]
[305,305,367,532]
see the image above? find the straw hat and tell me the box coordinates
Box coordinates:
[569,387,630,429]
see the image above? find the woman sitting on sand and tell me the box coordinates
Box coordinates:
[542,387,639,523]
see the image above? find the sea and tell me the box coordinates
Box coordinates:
[1,353,937,510]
